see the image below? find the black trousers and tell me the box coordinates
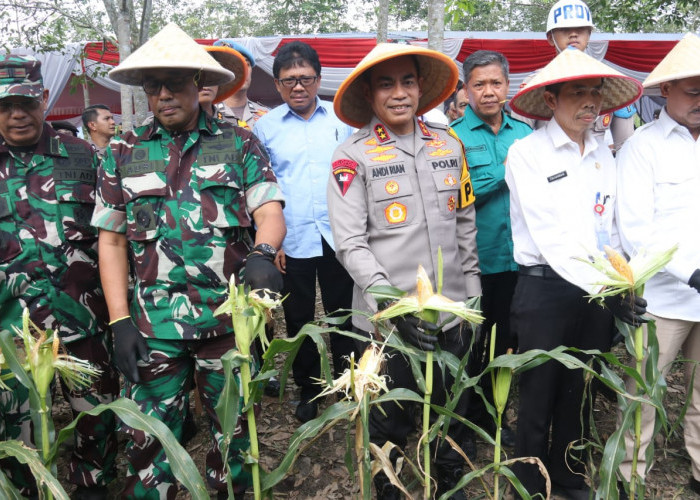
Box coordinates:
[466,271,518,430]
[282,238,354,401]
[511,272,614,497]
[364,323,474,467]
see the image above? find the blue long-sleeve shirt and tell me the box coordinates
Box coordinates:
[254,98,353,258]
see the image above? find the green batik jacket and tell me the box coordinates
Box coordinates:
[0,123,107,342]
[92,111,284,340]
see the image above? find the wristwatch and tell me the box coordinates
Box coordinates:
[251,243,277,260]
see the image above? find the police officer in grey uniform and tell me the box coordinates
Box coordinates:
[327,43,481,500]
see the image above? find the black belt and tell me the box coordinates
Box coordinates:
[518,265,561,279]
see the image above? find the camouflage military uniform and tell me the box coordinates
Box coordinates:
[0,123,119,494]
[92,111,283,498]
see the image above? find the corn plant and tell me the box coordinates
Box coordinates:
[576,244,677,499]
[0,309,208,499]
[371,250,483,500]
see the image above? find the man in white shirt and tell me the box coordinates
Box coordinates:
[616,33,700,496]
[506,47,645,499]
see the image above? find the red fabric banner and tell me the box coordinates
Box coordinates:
[456,39,556,74]
[604,40,678,72]
[83,41,120,66]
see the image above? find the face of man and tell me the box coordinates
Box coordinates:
[544,77,603,141]
[547,27,592,52]
[198,86,218,113]
[90,108,116,138]
[455,88,469,118]
[661,76,700,139]
[466,63,508,123]
[274,60,320,119]
[364,56,423,136]
[0,89,48,146]
[240,59,253,93]
[143,69,200,132]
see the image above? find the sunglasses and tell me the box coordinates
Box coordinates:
[142,72,200,96]
[276,76,318,89]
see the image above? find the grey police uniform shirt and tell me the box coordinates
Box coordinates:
[327,115,481,333]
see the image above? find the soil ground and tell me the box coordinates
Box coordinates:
[53,305,699,499]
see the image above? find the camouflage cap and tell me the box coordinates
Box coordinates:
[0,54,44,101]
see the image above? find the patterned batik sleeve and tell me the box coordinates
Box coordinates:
[91,141,128,233]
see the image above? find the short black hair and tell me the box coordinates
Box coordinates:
[81,104,110,130]
[273,41,321,79]
[544,82,565,97]
[463,50,509,84]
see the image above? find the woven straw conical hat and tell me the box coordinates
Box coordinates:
[205,46,247,103]
[109,23,234,87]
[509,46,642,120]
[334,43,458,128]
[643,33,700,93]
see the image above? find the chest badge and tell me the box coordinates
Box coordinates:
[602,113,611,127]
[447,195,456,212]
[444,173,457,187]
[429,148,453,157]
[385,202,407,224]
[385,180,399,195]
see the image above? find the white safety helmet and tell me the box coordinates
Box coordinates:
[546,0,594,33]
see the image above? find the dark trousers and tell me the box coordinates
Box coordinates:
[467,271,518,430]
[365,323,473,467]
[282,238,354,401]
[511,273,614,498]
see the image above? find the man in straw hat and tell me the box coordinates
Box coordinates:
[0,54,119,499]
[213,39,270,129]
[327,42,481,499]
[92,23,285,499]
[506,46,646,499]
[615,32,700,497]
[513,0,637,152]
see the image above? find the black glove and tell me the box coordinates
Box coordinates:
[244,252,283,293]
[604,294,648,326]
[689,269,700,294]
[392,314,439,351]
[111,317,148,384]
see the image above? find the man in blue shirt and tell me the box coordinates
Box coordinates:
[451,50,531,452]
[254,41,355,423]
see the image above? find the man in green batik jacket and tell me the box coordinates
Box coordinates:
[92,24,286,499]
[0,54,119,500]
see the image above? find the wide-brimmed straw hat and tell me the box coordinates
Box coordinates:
[509,47,642,120]
[109,23,234,87]
[334,43,458,128]
[204,46,247,103]
[643,33,700,93]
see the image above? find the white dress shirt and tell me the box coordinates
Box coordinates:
[505,118,618,294]
[616,108,700,321]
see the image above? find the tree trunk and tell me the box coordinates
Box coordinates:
[377,0,389,43]
[427,0,445,51]
[116,6,134,132]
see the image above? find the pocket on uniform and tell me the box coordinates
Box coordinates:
[55,182,98,242]
[431,168,461,220]
[0,194,21,262]
[198,164,247,228]
[371,177,417,228]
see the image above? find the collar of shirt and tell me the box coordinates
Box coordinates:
[143,108,219,142]
[463,106,513,134]
[545,117,600,158]
[657,106,697,140]
[280,96,327,122]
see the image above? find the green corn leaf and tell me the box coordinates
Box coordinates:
[0,440,68,499]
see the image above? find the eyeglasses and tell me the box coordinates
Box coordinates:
[0,99,42,114]
[276,76,318,89]
[142,73,198,96]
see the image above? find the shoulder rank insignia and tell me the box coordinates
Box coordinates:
[602,113,611,127]
[374,124,391,143]
[332,159,358,196]
[417,120,431,138]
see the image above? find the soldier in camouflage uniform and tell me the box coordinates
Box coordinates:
[92,24,285,499]
[0,54,119,500]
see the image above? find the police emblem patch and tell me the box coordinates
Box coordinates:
[444,174,457,186]
[385,180,399,195]
[447,195,456,212]
[332,159,358,196]
[385,202,407,224]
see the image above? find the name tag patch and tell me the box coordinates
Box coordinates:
[547,171,568,183]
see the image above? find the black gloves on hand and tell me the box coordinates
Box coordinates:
[604,294,648,326]
[392,314,440,351]
[244,252,283,294]
[111,317,148,384]
[689,269,700,294]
